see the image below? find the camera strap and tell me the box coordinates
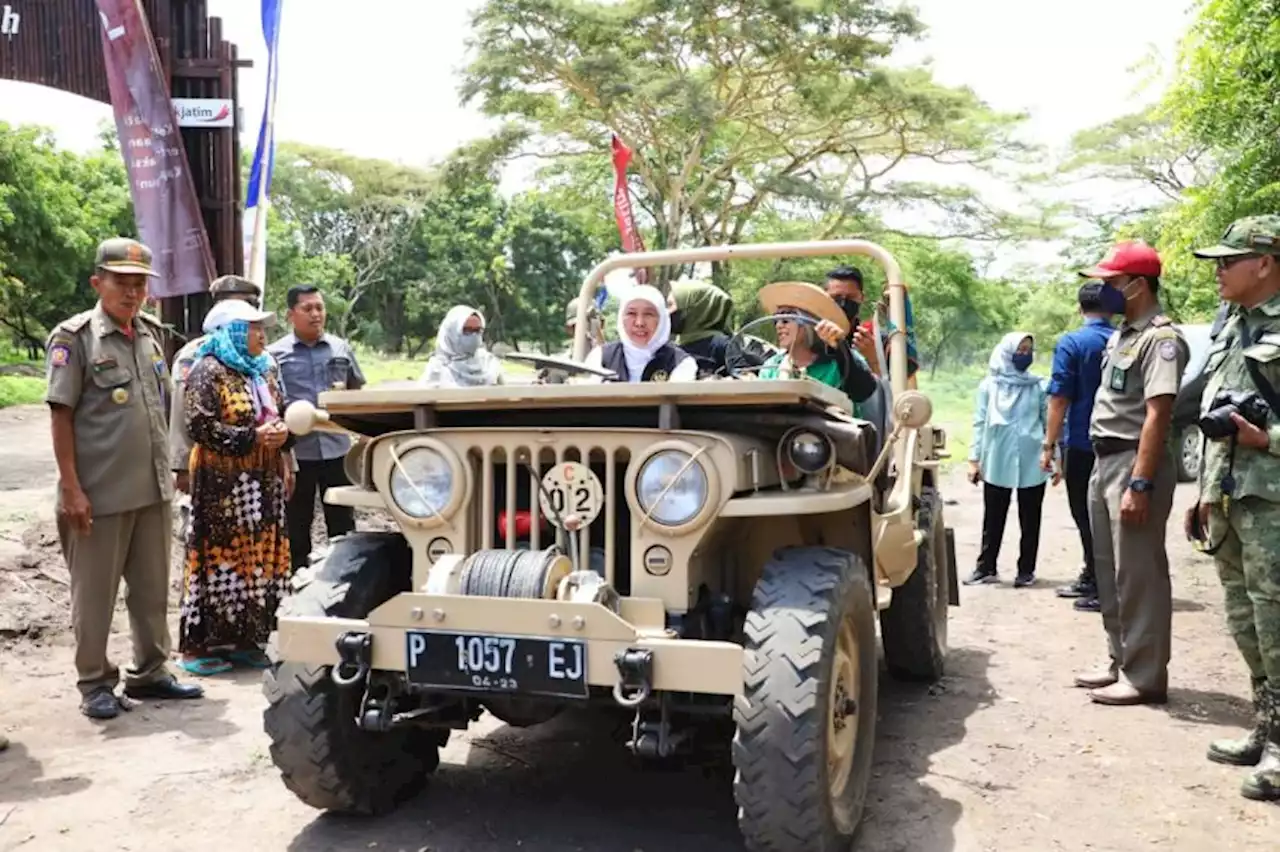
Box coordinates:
[1235,312,1280,413]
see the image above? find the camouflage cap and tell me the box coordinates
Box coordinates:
[95,237,158,277]
[1192,215,1280,259]
[209,274,262,298]
[565,297,600,325]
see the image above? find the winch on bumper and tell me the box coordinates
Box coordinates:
[275,556,745,702]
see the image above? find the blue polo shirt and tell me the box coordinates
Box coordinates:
[1047,317,1113,451]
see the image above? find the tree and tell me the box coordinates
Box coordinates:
[267,142,434,338]
[461,0,1034,290]
[0,123,134,355]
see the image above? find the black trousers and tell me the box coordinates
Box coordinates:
[287,457,356,570]
[1064,447,1096,582]
[976,481,1046,578]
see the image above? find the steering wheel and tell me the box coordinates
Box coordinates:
[725,313,850,389]
[500,352,618,382]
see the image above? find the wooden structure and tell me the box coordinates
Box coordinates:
[0,0,247,343]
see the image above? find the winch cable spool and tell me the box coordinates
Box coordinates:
[459,548,569,600]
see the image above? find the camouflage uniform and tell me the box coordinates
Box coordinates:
[1193,215,1280,800]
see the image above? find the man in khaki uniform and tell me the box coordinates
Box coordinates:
[45,238,204,719]
[168,275,263,493]
[1072,241,1189,706]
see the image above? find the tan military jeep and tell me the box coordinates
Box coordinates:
[262,239,956,852]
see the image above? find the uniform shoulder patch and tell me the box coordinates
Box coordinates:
[1158,339,1178,361]
[48,342,71,368]
[1150,315,1173,327]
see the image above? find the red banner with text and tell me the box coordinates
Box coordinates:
[96,0,215,298]
[611,134,648,285]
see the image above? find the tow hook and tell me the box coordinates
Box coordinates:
[332,631,372,689]
[612,647,654,708]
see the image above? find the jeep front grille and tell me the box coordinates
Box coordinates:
[466,441,632,590]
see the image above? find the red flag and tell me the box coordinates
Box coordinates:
[96,0,216,298]
[611,134,648,285]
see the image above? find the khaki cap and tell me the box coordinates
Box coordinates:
[95,237,158,277]
[210,274,262,297]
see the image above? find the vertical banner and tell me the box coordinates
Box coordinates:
[96,0,216,298]
[610,133,648,303]
[245,0,284,294]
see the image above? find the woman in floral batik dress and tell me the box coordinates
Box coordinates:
[179,301,294,675]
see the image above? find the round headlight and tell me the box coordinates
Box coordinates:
[636,451,709,526]
[389,448,454,519]
[787,431,832,474]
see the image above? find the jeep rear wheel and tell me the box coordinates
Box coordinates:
[733,547,879,852]
[263,532,446,815]
[879,485,949,681]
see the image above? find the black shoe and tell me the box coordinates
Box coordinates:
[964,568,999,586]
[80,687,123,719]
[123,674,205,701]
[1056,577,1096,598]
[1074,596,1101,613]
[1014,573,1036,588]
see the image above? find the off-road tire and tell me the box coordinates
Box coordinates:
[263,532,446,815]
[879,485,949,681]
[733,547,879,852]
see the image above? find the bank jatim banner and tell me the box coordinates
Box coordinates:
[96,0,216,298]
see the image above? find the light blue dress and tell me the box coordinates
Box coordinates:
[969,333,1051,491]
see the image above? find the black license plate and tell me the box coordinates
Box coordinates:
[405,630,589,699]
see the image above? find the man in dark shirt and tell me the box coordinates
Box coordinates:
[1042,281,1125,612]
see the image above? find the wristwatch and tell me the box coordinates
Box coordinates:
[1127,476,1154,493]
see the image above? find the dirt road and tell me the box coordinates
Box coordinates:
[0,403,1275,851]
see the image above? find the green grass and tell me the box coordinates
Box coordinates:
[0,375,47,407]
[916,364,985,466]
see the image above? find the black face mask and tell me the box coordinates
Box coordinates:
[669,310,685,335]
[833,296,861,327]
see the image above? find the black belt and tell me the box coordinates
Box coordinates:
[1093,437,1140,457]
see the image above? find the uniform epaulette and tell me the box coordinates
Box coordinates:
[1151,315,1174,327]
[136,311,165,328]
[51,311,92,337]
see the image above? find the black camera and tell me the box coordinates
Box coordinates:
[1198,390,1272,439]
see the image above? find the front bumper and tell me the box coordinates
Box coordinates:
[275,592,745,697]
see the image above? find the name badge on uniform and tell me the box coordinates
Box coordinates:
[1108,365,1126,392]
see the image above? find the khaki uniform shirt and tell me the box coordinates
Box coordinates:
[168,333,207,473]
[1090,306,1189,442]
[1198,294,1280,502]
[45,304,174,515]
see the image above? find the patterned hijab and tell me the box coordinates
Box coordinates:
[198,319,273,378]
[197,319,277,420]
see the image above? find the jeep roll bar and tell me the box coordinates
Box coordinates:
[570,240,910,395]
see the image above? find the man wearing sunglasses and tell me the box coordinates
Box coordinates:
[1184,215,1280,801]
[1072,240,1189,708]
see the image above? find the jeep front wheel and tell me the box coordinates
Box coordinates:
[879,485,949,681]
[733,546,879,852]
[263,532,446,815]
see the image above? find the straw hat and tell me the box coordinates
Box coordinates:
[758,281,850,336]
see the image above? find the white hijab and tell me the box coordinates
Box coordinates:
[421,305,502,387]
[616,285,671,383]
